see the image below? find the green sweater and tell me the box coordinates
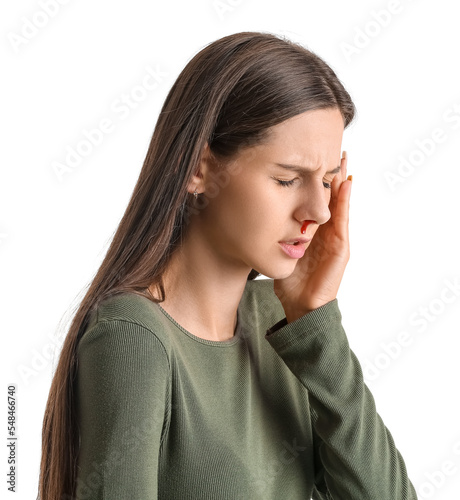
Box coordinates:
[75,278,417,499]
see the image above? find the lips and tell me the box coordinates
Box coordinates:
[279,241,307,259]
[279,237,312,245]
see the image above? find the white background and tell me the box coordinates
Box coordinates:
[2,0,460,498]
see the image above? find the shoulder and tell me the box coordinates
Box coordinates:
[78,291,173,363]
[75,294,171,440]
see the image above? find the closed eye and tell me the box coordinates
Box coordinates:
[274,178,333,189]
[276,178,296,187]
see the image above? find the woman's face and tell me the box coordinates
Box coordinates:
[195,107,345,279]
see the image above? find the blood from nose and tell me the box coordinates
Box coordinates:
[301,220,314,234]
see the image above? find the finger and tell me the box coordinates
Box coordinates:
[341,150,348,180]
[335,174,351,239]
[331,151,348,202]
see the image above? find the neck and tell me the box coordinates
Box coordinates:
[150,227,251,342]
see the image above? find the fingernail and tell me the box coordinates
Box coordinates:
[347,174,352,181]
[342,151,347,159]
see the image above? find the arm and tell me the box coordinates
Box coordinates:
[75,319,170,500]
[265,299,417,500]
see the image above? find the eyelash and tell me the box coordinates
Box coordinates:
[275,178,332,189]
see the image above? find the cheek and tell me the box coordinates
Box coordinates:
[224,185,260,229]
[199,181,253,234]
[218,182,268,240]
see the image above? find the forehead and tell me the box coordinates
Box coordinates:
[243,108,344,170]
[270,108,343,145]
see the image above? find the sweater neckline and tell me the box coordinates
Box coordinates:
[155,303,243,347]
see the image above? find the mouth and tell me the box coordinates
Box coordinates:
[279,241,308,259]
[279,237,312,245]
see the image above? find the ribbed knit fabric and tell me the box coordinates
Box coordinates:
[74,278,417,499]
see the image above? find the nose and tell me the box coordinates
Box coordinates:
[296,183,331,228]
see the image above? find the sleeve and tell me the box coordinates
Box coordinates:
[75,319,171,500]
[264,299,418,500]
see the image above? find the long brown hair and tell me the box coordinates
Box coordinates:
[37,31,356,499]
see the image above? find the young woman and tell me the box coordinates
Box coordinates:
[38,31,418,499]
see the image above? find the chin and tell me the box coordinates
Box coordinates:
[254,261,297,280]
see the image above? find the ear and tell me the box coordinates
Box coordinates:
[187,142,216,196]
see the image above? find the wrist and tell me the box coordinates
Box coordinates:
[283,307,313,324]
[282,298,337,323]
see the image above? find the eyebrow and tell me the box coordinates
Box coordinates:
[274,163,342,175]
